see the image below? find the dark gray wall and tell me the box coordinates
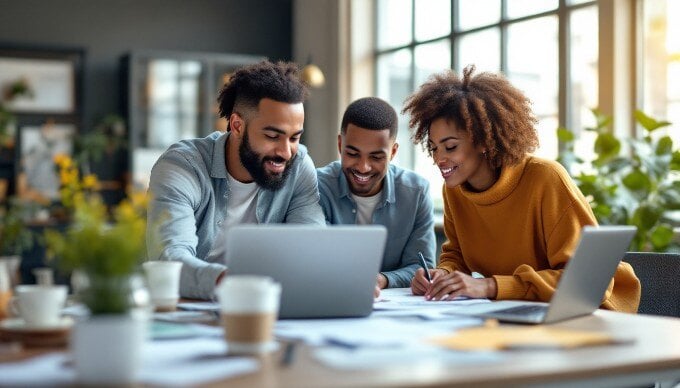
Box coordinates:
[0,0,292,128]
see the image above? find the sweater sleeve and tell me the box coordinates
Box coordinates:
[492,193,640,313]
[437,187,471,275]
[600,261,641,313]
[490,163,594,302]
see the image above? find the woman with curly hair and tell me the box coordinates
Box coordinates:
[402,66,640,312]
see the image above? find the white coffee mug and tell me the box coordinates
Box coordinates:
[216,275,281,355]
[12,284,68,327]
[142,261,183,311]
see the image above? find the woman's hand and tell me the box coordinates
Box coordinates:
[425,271,497,300]
[411,268,447,295]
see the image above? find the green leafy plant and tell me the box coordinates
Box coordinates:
[0,198,35,256]
[45,156,148,314]
[0,78,33,148]
[73,114,127,175]
[558,109,680,252]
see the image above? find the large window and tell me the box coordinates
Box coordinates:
[641,0,680,144]
[375,0,598,209]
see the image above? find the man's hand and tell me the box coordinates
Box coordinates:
[373,273,388,299]
[216,270,227,285]
[425,271,497,301]
[376,273,388,289]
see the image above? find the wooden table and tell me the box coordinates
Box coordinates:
[2,310,679,387]
[219,310,680,388]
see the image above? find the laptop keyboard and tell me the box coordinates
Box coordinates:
[494,304,547,316]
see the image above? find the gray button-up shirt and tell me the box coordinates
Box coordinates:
[317,161,436,288]
[147,131,325,299]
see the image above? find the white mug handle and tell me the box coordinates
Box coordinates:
[8,296,21,317]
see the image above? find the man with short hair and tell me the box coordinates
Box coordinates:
[317,97,436,297]
[147,60,325,299]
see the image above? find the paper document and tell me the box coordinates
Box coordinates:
[374,288,491,310]
[149,321,222,340]
[177,301,220,312]
[314,345,502,370]
[0,337,258,386]
[154,310,218,324]
[276,316,478,348]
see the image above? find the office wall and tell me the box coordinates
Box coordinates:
[0,0,293,129]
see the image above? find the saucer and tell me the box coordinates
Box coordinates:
[0,317,74,333]
[0,317,73,348]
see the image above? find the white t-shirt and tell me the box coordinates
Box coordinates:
[350,191,382,225]
[209,173,259,261]
[224,172,260,228]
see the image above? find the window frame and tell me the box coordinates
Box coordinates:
[372,0,614,211]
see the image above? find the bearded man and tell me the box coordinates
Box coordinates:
[147,60,325,299]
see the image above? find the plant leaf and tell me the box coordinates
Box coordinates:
[656,136,673,155]
[622,169,651,193]
[671,151,680,171]
[557,127,575,142]
[593,133,621,164]
[635,110,672,132]
[591,108,612,133]
[631,203,662,231]
[649,224,674,251]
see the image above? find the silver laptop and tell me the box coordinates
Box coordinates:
[224,224,387,319]
[468,225,636,324]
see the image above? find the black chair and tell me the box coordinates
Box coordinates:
[623,252,680,317]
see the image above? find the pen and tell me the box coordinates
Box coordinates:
[418,252,432,283]
[280,341,298,366]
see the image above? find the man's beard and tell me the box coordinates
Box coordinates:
[239,130,295,191]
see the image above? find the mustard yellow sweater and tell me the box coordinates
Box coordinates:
[438,156,641,313]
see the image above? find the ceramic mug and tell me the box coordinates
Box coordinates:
[11,284,68,327]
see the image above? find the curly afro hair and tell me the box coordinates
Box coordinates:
[217,60,309,130]
[401,65,539,168]
[341,97,398,139]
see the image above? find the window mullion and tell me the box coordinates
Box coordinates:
[451,0,457,70]
[500,0,508,73]
[558,0,570,146]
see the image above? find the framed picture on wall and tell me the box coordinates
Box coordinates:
[0,47,83,115]
[18,122,75,201]
[0,45,83,199]
[0,57,75,114]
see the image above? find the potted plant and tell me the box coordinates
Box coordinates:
[44,155,150,384]
[0,78,33,148]
[73,114,127,176]
[0,197,35,287]
[558,109,680,251]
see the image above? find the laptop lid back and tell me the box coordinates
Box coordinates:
[543,225,636,323]
[225,224,387,319]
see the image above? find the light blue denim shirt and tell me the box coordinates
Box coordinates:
[316,161,436,288]
[147,131,325,299]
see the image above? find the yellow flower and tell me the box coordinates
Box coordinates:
[53,154,73,169]
[127,190,149,211]
[82,174,99,190]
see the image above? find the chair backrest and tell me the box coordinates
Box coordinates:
[623,252,680,317]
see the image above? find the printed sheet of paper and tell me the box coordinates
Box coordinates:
[374,287,492,311]
[0,337,258,386]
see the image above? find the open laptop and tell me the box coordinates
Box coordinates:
[463,225,636,324]
[224,224,387,319]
